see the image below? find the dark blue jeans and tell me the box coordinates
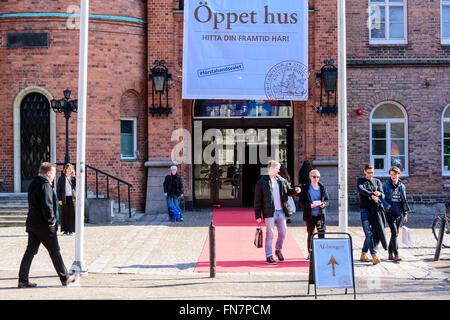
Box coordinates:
[361,209,377,255]
[387,213,403,256]
[166,195,183,220]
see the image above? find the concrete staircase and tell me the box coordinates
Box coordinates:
[0,193,28,227]
[85,190,143,223]
[0,191,143,227]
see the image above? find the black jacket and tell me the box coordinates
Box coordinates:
[163,174,183,196]
[56,174,76,204]
[370,202,388,250]
[26,175,58,232]
[357,177,385,210]
[254,175,298,219]
[298,182,329,223]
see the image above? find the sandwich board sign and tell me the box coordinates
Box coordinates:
[309,233,356,299]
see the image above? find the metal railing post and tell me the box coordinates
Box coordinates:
[117,182,121,213]
[209,222,216,278]
[128,186,131,218]
[95,171,99,198]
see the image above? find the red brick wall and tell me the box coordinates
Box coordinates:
[147,0,190,197]
[0,0,148,211]
[347,0,450,59]
[301,0,339,168]
[346,0,450,201]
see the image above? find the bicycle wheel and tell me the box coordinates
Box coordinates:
[432,216,450,248]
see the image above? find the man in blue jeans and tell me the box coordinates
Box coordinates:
[357,164,384,265]
[254,160,301,264]
[163,165,184,222]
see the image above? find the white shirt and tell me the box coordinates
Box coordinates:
[271,177,283,210]
[65,176,72,196]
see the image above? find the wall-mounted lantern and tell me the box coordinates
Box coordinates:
[149,60,173,117]
[315,59,338,115]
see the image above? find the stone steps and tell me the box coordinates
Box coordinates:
[0,191,140,227]
[0,193,28,227]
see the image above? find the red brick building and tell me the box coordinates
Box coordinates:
[0,0,448,215]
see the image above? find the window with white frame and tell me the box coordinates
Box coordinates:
[443,105,450,175]
[369,0,407,44]
[120,118,137,159]
[441,1,450,44]
[370,102,408,176]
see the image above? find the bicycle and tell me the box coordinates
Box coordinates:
[432,212,450,248]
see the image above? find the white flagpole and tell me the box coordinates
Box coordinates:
[71,0,89,275]
[338,0,348,234]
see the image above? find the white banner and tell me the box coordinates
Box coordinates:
[182,0,308,100]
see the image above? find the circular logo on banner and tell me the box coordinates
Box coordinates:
[264,61,308,100]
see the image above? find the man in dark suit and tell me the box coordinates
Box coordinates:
[18,162,76,288]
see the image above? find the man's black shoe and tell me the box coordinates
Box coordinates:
[266,256,277,265]
[275,250,285,262]
[18,281,37,288]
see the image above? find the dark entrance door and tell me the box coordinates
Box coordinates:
[20,93,51,192]
[193,124,293,207]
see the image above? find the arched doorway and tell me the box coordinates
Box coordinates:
[19,92,51,191]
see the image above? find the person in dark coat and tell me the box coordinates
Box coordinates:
[357,164,385,265]
[298,169,329,260]
[254,160,301,264]
[279,164,295,224]
[298,160,312,186]
[163,165,184,221]
[57,163,76,235]
[381,166,410,262]
[18,162,76,288]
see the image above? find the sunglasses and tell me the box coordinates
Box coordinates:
[311,176,320,178]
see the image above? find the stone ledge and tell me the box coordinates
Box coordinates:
[145,158,177,168]
[312,157,338,166]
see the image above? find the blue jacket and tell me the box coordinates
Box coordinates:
[381,179,410,216]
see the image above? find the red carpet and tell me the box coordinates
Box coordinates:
[195,208,309,274]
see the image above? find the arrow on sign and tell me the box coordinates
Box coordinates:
[328,255,339,277]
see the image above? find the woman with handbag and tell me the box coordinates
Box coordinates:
[57,163,76,236]
[381,166,410,263]
[298,169,329,260]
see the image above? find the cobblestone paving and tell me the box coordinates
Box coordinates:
[0,209,448,299]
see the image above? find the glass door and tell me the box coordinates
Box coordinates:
[193,127,292,207]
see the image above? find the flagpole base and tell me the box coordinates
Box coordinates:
[70,260,88,276]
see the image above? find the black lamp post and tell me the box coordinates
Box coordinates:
[316,59,338,115]
[51,89,78,164]
[149,60,173,116]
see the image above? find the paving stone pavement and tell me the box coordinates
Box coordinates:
[0,209,449,300]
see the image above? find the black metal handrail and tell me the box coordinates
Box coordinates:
[56,163,133,218]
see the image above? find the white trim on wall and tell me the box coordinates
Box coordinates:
[13,87,56,192]
[368,0,408,45]
[369,101,409,177]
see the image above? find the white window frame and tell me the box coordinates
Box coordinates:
[369,0,408,45]
[442,104,450,176]
[370,102,409,177]
[441,1,450,45]
[120,118,137,160]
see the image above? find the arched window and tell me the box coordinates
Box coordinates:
[443,105,450,175]
[370,102,408,176]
